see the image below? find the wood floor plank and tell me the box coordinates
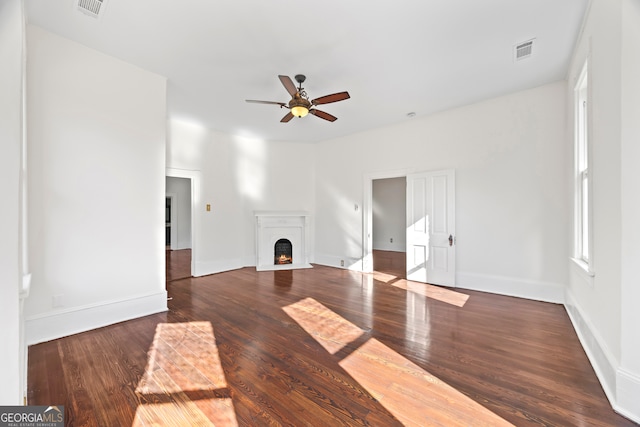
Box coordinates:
[27,341,58,405]
[166,248,192,282]
[28,253,638,426]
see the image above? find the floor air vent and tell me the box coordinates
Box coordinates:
[75,0,107,19]
[514,39,535,62]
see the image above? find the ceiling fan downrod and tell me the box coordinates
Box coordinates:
[294,74,306,88]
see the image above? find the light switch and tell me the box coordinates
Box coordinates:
[206,204,211,212]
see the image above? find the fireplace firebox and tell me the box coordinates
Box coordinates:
[274,239,293,265]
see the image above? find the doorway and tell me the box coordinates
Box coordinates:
[166,168,201,278]
[363,169,456,286]
[166,176,193,281]
[372,177,406,278]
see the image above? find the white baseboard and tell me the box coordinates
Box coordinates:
[616,368,640,423]
[25,291,167,345]
[456,272,565,303]
[193,257,244,277]
[564,290,640,424]
[564,290,618,403]
[314,253,363,271]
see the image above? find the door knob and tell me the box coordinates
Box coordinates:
[449,235,453,246]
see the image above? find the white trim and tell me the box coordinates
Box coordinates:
[20,273,31,299]
[570,257,595,283]
[25,291,167,345]
[564,290,618,407]
[314,253,363,271]
[616,368,640,423]
[457,272,565,303]
[564,290,640,424]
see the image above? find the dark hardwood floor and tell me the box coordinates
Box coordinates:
[28,252,637,426]
[372,249,406,279]
[166,248,191,282]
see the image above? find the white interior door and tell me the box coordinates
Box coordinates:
[406,170,455,286]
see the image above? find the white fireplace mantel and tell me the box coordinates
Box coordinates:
[254,211,312,271]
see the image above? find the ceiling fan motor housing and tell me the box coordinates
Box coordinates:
[289,96,312,117]
[289,97,311,109]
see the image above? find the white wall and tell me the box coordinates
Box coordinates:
[563,0,640,422]
[372,177,406,252]
[619,0,640,419]
[166,121,244,275]
[0,0,25,405]
[565,0,622,372]
[315,81,568,302]
[24,26,168,344]
[166,176,191,249]
[167,120,316,275]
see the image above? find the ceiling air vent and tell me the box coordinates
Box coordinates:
[75,0,108,19]
[514,39,535,62]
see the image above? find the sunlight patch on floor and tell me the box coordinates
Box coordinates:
[283,298,512,426]
[390,279,470,307]
[134,321,238,426]
[339,338,512,426]
[283,297,365,355]
[372,271,398,283]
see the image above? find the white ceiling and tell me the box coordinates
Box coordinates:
[24,0,589,143]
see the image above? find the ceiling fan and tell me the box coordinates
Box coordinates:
[246,74,350,123]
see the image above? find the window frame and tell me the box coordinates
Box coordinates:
[572,60,594,277]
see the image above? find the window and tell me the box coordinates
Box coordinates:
[574,61,592,273]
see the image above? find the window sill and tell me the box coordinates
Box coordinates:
[571,257,595,284]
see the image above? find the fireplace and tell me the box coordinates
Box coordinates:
[255,211,312,271]
[274,239,293,265]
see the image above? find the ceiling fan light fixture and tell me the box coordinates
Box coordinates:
[291,105,309,118]
[247,75,349,123]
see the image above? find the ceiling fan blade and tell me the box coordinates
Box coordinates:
[281,111,294,123]
[278,75,298,97]
[310,109,337,122]
[246,100,286,107]
[312,91,350,105]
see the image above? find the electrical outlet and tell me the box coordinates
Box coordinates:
[340,260,344,267]
[390,237,393,243]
